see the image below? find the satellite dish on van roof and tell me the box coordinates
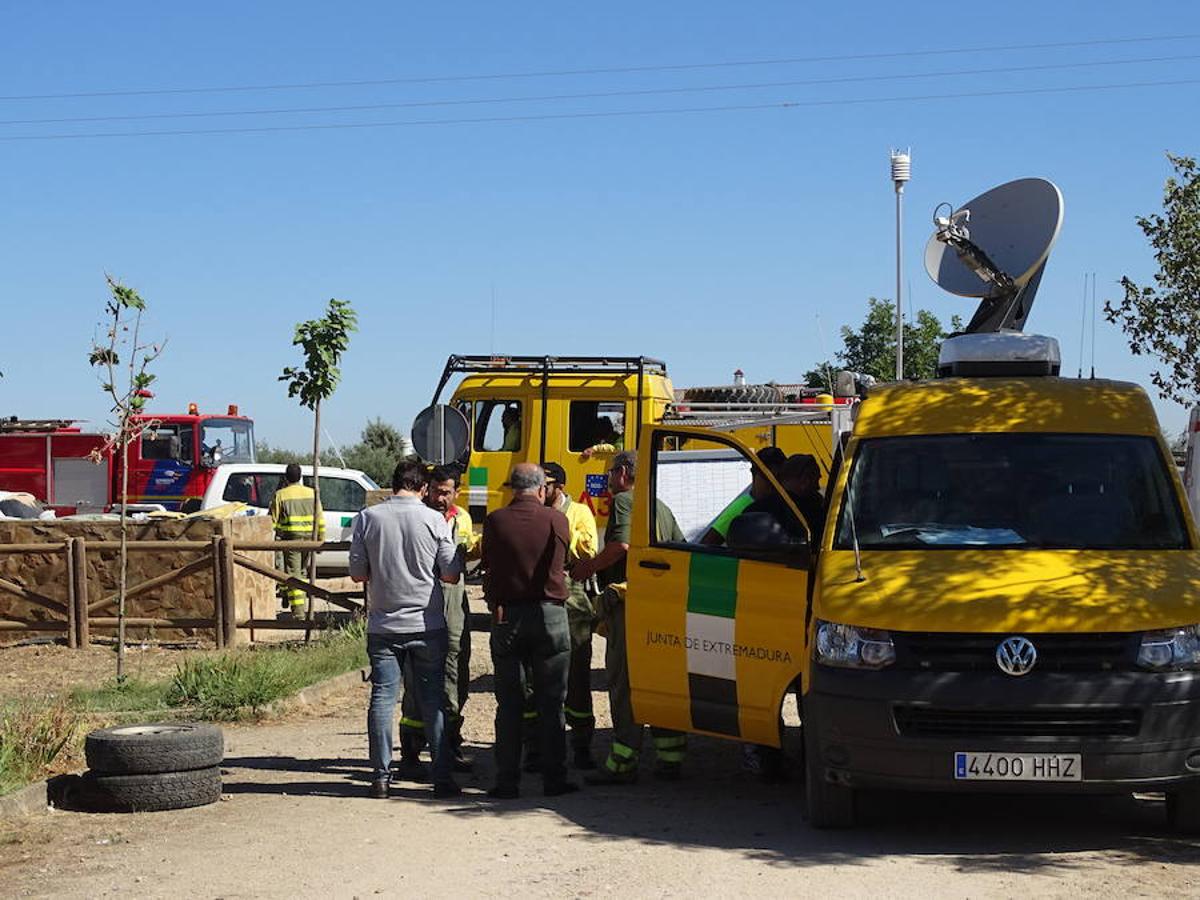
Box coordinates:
[924,177,1063,333]
[412,404,470,466]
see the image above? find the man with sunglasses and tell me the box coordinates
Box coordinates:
[572,450,688,784]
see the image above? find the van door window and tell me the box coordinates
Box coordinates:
[314,476,367,512]
[650,434,810,556]
[223,471,284,508]
[474,401,522,452]
[569,401,626,453]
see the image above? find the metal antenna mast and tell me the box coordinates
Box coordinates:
[891,149,911,380]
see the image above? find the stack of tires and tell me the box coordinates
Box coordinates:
[80,724,224,813]
[681,384,784,408]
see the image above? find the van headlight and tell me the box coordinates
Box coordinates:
[815,620,896,670]
[1137,625,1200,671]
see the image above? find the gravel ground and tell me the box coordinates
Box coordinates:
[3,619,1200,898]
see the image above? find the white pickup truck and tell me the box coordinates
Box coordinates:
[199,463,378,575]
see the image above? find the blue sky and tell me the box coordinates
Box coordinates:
[2,3,1198,448]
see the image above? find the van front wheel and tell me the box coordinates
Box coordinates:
[803,732,856,828]
[1167,786,1200,835]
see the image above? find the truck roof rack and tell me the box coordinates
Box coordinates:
[663,401,845,432]
[431,355,668,405]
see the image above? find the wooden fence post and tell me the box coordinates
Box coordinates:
[72,538,90,647]
[65,541,78,649]
[218,536,237,647]
[211,535,225,649]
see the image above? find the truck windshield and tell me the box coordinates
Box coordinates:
[201,419,255,465]
[835,433,1189,550]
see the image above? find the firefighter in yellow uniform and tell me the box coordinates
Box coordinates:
[269,463,324,617]
[542,462,600,768]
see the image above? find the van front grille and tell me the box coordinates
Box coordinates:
[892,705,1142,738]
[894,632,1136,673]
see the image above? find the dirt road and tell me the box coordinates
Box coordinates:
[4,632,1200,898]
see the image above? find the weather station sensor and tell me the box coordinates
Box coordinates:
[924,177,1065,377]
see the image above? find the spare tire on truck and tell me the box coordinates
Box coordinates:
[81,767,223,813]
[85,723,224,776]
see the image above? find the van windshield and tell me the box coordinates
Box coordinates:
[835,433,1189,550]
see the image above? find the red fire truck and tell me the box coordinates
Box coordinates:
[0,404,255,514]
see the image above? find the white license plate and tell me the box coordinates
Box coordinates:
[954,752,1081,781]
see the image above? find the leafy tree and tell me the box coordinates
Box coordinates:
[361,418,413,458]
[256,417,413,487]
[279,298,357,627]
[805,297,961,386]
[89,275,165,681]
[254,442,316,467]
[1105,154,1200,405]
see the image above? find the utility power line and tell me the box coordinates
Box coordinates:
[1,77,1196,142]
[1,53,1193,127]
[1,33,1197,101]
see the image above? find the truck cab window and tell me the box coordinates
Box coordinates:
[569,401,626,452]
[201,419,255,465]
[141,425,193,462]
[475,401,521,452]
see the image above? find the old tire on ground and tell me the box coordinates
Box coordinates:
[802,728,856,829]
[81,767,223,813]
[85,723,224,775]
[1166,786,1200,835]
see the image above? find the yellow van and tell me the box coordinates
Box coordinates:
[428,354,839,528]
[625,335,1200,832]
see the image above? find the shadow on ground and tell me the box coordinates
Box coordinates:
[218,724,1200,875]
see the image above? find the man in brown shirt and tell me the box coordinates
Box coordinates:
[482,462,577,798]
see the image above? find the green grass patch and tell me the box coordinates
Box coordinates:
[71,677,175,715]
[0,702,80,796]
[168,620,368,720]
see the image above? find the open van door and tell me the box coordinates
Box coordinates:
[625,425,812,747]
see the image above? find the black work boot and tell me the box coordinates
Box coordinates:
[368,777,390,800]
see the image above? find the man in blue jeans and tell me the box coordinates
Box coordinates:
[350,460,462,799]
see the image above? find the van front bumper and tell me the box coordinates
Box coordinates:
[805,667,1200,792]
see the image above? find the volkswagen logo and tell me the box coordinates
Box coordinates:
[995,636,1038,676]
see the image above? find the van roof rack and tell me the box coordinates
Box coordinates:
[431,355,667,405]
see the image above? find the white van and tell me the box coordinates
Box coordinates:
[200,463,378,574]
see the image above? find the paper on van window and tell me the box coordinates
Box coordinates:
[879,523,1024,545]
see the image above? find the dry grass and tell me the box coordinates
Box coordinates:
[0,702,81,796]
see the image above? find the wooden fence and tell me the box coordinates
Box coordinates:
[0,538,365,648]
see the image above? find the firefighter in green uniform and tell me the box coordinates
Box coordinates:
[543,462,600,768]
[398,465,476,773]
[572,449,688,783]
[269,463,324,617]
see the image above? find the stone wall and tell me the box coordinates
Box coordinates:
[0,516,275,645]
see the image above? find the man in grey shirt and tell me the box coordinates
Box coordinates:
[350,460,461,799]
